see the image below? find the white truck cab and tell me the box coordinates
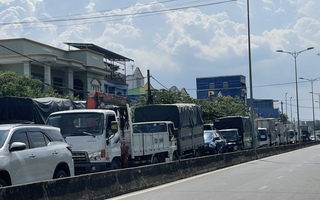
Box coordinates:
[46,109,121,175]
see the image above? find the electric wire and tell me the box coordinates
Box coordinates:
[0,0,237,28]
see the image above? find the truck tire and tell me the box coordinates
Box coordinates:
[173,152,179,161]
[111,159,121,169]
[151,155,159,164]
[193,149,200,157]
[53,170,67,179]
[0,178,7,187]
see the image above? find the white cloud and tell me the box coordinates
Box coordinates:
[156,9,248,61]
[0,0,14,6]
[85,1,95,13]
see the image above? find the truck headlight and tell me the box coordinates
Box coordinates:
[89,151,102,161]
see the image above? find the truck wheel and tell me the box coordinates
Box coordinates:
[173,152,179,161]
[0,178,7,187]
[152,155,159,164]
[111,159,121,169]
[53,170,68,179]
[193,150,200,157]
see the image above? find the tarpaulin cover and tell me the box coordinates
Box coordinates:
[134,103,203,128]
[0,96,85,124]
[214,116,251,133]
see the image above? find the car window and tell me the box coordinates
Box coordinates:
[10,131,30,149]
[0,130,9,148]
[29,131,50,148]
[46,129,64,142]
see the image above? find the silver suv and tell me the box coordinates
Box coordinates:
[0,124,74,187]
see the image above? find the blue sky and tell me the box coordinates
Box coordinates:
[0,0,319,122]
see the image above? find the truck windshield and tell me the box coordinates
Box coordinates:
[203,131,214,143]
[133,123,167,133]
[289,131,294,138]
[258,130,267,141]
[219,130,238,140]
[0,130,9,148]
[47,113,104,137]
[301,132,308,138]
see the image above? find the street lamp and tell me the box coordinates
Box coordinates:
[299,77,320,141]
[276,47,314,142]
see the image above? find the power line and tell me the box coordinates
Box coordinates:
[0,0,237,28]
[151,76,169,90]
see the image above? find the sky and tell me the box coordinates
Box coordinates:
[0,0,320,122]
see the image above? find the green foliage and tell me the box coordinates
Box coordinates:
[0,71,42,98]
[195,96,248,123]
[279,112,288,123]
[0,71,78,100]
[135,89,248,123]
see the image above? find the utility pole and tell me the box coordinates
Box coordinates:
[147,69,153,105]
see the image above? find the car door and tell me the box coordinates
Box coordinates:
[28,129,57,181]
[9,129,37,185]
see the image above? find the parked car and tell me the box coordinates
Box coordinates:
[203,130,227,154]
[0,124,74,187]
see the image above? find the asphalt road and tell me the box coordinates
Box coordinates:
[108,144,320,200]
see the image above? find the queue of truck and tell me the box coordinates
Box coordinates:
[45,91,205,175]
[0,92,314,177]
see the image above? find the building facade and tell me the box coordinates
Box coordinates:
[196,75,247,101]
[247,99,279,118]
[0,38,133,100]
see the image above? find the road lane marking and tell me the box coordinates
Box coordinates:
[277,176,284,179]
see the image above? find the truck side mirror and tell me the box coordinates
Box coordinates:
[110,121,118,135]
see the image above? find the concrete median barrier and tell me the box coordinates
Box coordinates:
[0,142,317,200]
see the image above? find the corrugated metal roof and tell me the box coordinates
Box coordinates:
[65,43,133,62]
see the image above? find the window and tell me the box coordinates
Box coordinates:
[10,131,30,149]
[107,114,116,130]
[29,131,50,148]
[223,82,229,88]
[209,83,215,89]
[108,87,115,94]
[46,129,64,142]
[0,130,9,148]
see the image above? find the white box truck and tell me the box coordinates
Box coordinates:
[255,118,277,147]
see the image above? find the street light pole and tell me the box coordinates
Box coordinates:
[290,97,292,122]
[246,0,256,149]
[276,47,314,143]
[285,92,288,118]
[299,77,320,141]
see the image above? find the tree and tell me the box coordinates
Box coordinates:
[195,96,248,123]
[0,71,78,100]
[279,112,288,123]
